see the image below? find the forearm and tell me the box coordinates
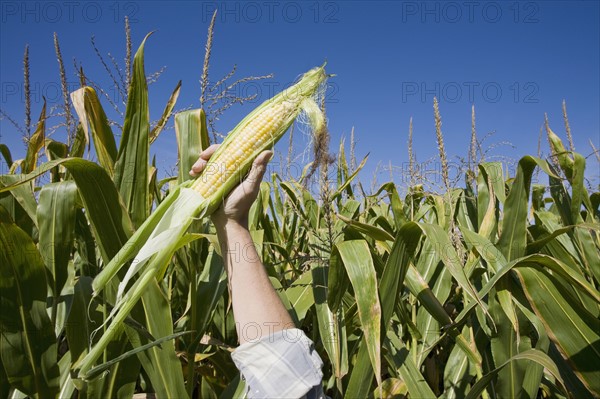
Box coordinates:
[196,147,323,397]
[215,219,294,344]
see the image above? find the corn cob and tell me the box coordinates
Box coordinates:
[75,64,329,383]
[191,99,295,197]
[189,64,327,214]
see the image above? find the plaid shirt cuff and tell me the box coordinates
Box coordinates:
[231,328,324,399]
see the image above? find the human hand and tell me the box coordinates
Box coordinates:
[189,144,273,229]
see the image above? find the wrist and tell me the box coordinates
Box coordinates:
[214,217,249,233]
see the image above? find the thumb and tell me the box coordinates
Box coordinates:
[242,150,273,191]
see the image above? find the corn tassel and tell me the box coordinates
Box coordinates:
[74,64,329,382]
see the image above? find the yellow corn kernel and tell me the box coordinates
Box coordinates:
[191,100,295,197]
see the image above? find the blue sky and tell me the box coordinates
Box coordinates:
[1,1,598,189]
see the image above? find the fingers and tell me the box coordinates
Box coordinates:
[189,144,220,176]
[242,150,273,192]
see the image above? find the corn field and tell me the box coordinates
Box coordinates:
[0,25,599,399]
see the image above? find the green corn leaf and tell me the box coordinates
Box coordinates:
[548,171,575,226]
[337,213,394,241]
[548,342,596,399]
[219,375,246,399]
[57,351,75,399]
[126,279,188,398]
[336,138,350,199]
[0,144,13,170]
[83,330,191,381]
[466,349,566,399]
[534,211,600,311]
[150,80,182,144]
[73,208,99,277]
[113,33,152,229]
[44,140,68,182]
[270,173,284,226]
[590,193,600,218]
[335,240,381,387]
[45,139,68,161]
[301,185,319,229]
[20,161,182,286]
[0,174,38,228]
[70,87,118,175]
[175,108,211,184]
[69,279,141,397]
[413,237,449,365]
[22,100,46,173]
[8,160,22,174]
[75,190,205,381]
[375,378,407,398]
[372,182,405,229]
[69,123,87,158]
[526,225,575,254]
[532,184,546,211]
[462,227,520,336]
[428,193,449,229]
[345,340,375,398]
[37,181,78,325]
[570,153,586,222]
[286,270,315,323]
[479,162,505,203]
[475,166,499,240]
[327,243,349,313]
[443,327,477,399]
[192,247,228,336]
[0,206,59,397]
[2,157,189,395]
[546,125,574,180]
[574,225,600,286]
[75,245,179,383]
[380,222,421,328]
[489,285,532,399]
[452,253,600,332]
[456,189,476,234]
[513,295,550,399]
[248,182,271,230]
[384,330,437,398]
[408,260,450,322]
[476,167,492,235]
[406,265,481,367]
[514,266,600,395]
[280,181,308,221]
[331,154,369,202]
[311,258,348,384]
[418,223,486,312]
[461,227,506,273]
[497,156,556,261]
[66,277,102,366]
[186,247,228,383]
[63,159,134,264]
[92,182,187,293]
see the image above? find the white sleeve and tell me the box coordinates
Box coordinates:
[231,328,325,399]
